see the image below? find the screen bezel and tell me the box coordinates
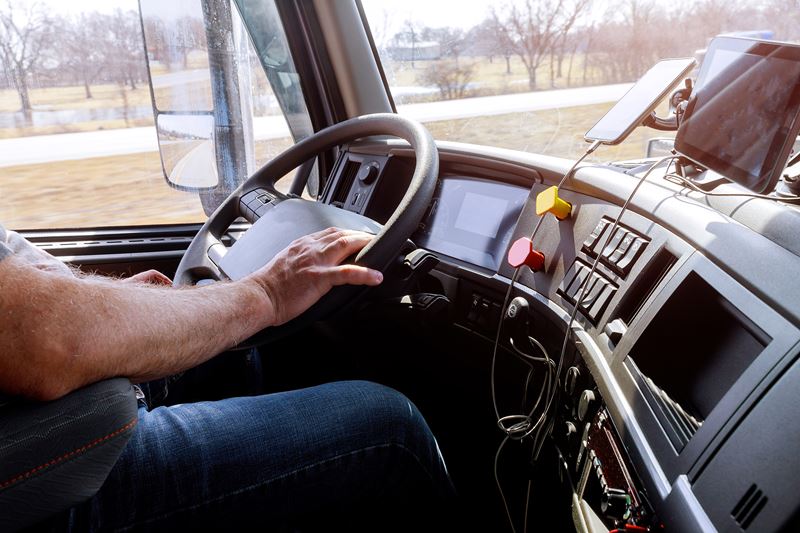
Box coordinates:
[584,58,696,145]
[675,36,800,193]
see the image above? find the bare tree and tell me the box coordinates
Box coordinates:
[492,0,592,90]
[764,0,800,41]
[418,60,474,99]
[58,13,107,99]
[104,9,146,91]
[0,0,52,114]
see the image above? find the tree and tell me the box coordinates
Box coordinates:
[492,0,592,90]
[418,60,474,100]
[0,0,52,114]
[57,13,107,99]
[103,9,147,91]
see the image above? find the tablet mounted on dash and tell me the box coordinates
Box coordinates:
[675,36,800,193]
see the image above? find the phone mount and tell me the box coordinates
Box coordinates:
[645,78,730,192]
[643,78,694,132]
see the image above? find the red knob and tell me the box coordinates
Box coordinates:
[507,237,545,271]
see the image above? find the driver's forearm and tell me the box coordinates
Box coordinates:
[0,259,274,400]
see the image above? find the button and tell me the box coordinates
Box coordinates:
[578,390,596,421]
[357,162,380,185]
[583,219,610,253]
[565,366,581,395]
[608,232,636,264]
[604,318,628,344]
[566,264,591,300]
[558,262,580,294]
[239,202,256,221]
[535,186,572,220]
[601,228,627,259]
[507,237,545,272]
[589,284,616,321]
[241,190,259,205]
[616,237,647,274]
[255,193,273,205]
[579,274,607,310]
[467,295,482,323]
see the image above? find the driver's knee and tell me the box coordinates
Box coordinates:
[303,380,456,530]
[323,380,451,488]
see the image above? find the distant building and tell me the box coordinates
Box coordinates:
[387,41,441,61]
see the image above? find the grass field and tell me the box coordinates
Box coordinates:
[0,101,671,230]
[0,151,205,230]
[0,83,153,113]
[385,54,610,103]
[423,101,674,163]
[0,84,155,139]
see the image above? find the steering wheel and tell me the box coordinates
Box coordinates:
[173,113,438,340]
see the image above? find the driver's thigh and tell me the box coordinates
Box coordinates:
[39,380,454,532]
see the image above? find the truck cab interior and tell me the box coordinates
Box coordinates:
[2,0,800,531]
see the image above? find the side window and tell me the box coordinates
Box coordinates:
[0,0,311,230]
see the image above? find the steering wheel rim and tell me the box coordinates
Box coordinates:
[173,113,438,340]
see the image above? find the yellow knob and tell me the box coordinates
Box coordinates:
[536,186,572,220]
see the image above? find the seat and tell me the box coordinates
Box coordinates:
[0,378,138,531]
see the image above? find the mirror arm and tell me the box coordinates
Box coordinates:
[202,0,249,195]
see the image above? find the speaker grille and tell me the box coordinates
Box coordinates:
[731,484,768,529]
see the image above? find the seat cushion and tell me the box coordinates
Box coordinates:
[0,378,138,531]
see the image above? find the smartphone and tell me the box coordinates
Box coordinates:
[585,58,696,145]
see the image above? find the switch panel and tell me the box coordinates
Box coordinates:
[582,218,649,278]
[558,259,617,323]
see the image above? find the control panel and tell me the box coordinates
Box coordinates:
[558,217,650,324]
[322,153,391,215]
[558,356,655,530]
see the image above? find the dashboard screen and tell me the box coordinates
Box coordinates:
[414,177,528,271]
[675,37,800,192]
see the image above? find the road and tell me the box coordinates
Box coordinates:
[0,83,631,168]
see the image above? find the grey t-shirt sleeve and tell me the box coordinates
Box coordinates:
[0,224,11,263]
[0,222,74,275]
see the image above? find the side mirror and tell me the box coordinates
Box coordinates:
[139,0,254,198]
[646,137,676,158]
[156,114,217,189]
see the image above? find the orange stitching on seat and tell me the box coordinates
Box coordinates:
[0,418,138,490]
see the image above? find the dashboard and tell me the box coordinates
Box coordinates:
[311,140,800,532]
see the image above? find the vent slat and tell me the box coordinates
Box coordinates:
[333,161,360,206]
[644,377,702,448]
[732,483,768,530]
[643,376,703,448]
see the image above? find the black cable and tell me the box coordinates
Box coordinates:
[664,172,800,201]
[530,155,681,456]
[490,140,603,533]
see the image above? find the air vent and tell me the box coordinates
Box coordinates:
[644,376,702,449]
[732,484,768,529]
[332,160,360,207]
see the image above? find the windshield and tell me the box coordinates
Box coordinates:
[362,0,797,163]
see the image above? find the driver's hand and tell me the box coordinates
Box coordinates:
[122,269,173,285]
[246,227,383,326]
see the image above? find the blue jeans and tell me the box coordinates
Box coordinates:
[40,380,454,532]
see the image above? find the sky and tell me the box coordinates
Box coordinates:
[41,0,136,14]
[43,0,493,28]
[361,0,493,38]
[43,0,611,38]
